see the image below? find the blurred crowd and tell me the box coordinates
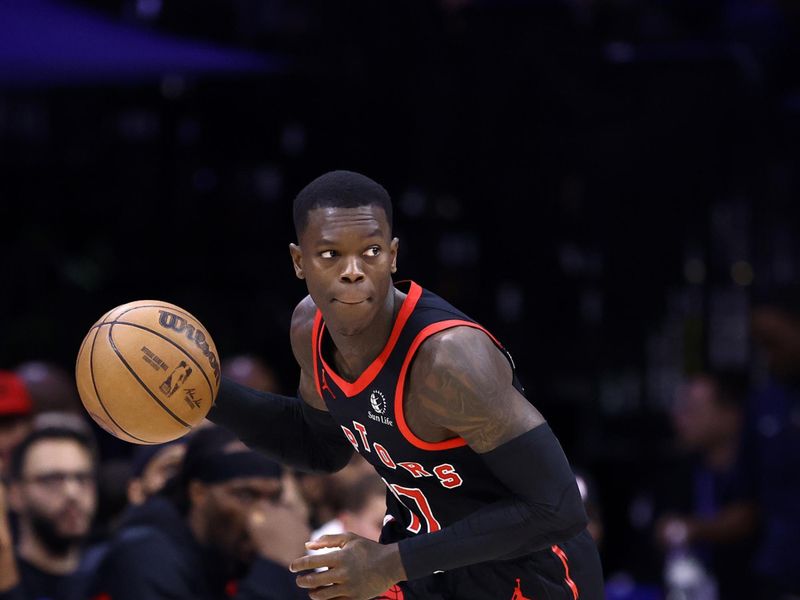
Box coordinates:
[0,355,386,600]
[0,284,799,600]
[1,1,800,599]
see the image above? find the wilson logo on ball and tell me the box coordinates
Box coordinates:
[157,311,221,384]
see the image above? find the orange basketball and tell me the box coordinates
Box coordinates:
[75,300,221,444]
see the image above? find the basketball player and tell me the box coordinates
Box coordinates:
[209,170,605,599]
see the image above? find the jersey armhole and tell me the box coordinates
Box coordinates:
[394,320,502,451]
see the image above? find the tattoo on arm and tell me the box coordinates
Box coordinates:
[408,327,543,453]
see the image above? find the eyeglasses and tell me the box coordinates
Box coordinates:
[24,471,95,490]
[226,485,282,505]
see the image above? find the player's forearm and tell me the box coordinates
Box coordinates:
[398,491,586,578]
[208,377,353,473]
[398,424,588,579]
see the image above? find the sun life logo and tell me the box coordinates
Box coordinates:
[370,389,386,414]
[368,389,394,426]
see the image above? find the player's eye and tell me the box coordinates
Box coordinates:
[320,250,337,259]
[364,246,381,257]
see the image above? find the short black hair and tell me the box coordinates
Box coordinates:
[292,170,393,237]
[9,425,98,481]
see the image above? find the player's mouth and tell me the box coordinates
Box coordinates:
[333,297,370,305]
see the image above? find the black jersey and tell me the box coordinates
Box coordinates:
[311,280,527,540]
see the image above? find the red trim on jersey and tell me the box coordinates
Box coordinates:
[394,319,502,451]
[317,281,423,398]
[551,544,580,600]
[311,310,324,399]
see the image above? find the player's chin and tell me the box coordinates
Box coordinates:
[329,303,374,332]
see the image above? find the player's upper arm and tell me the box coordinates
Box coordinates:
[408,326,544,453]
[289,296,327,411]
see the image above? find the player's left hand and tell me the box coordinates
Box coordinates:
[290,532,405,600]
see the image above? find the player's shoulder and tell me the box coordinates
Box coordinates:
[290,295,318,364]
[415,324,498,369]
[291,294,317,328]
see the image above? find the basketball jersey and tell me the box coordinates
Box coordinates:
[311,280,528,542]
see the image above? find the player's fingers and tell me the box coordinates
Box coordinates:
[290,550,342,574]
[295,564,343,589]
[305,532,354,550]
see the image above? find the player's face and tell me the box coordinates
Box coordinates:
[291,205,398,336]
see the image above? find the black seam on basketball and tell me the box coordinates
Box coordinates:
[105,320,215,395]
[107,323,192,429]
[115,304,205,327]
[89,324,156,444]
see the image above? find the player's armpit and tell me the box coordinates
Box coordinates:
[407,326,543,453]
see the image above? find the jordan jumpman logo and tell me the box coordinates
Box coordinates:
[510,578,532,600]
[320,369,334,398]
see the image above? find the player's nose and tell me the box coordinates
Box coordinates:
[340,256,365,283]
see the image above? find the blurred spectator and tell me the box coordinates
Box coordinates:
[0,372,33,479]
[16,360,130,464]
[309,471,387,549]
[5,426,98,600]
[222,355,281,395]
[574,467,662,600]
[15,361,82,416]
[728,286,800,598]
[574,469,604,548]
[84,439,190,554]
[86,425,308,599]
[653,370,756,600]
[297,451,375,531]
[222,355,310,525]
[0,480,21,597]
[126,440,187,506]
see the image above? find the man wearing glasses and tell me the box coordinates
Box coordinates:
[3,426,97,600]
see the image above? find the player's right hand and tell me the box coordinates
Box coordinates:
[290,533,406,600]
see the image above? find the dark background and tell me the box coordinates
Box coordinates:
[1,0,799,584]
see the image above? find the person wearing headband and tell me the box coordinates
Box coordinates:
[85,425,309,600]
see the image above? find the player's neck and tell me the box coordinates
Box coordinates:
[330,288,401,380]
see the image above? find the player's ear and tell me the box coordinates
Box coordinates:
[289,243,304,279]
[390,237,399,274]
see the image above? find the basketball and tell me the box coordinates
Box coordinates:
[75,300,221,444]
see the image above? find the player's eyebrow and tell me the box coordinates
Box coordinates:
[317,229,385,246]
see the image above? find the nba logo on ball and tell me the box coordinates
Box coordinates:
[75,300,221,445]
